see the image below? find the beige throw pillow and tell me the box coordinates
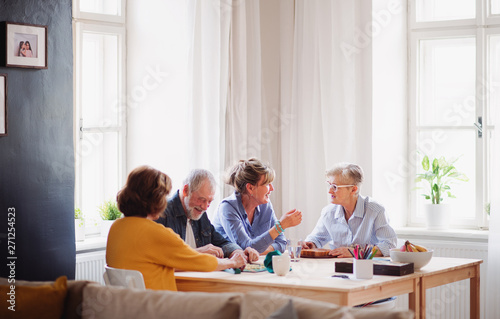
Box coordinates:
[0,276,67,319]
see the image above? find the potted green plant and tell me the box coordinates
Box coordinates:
[415,155,469,229]
[74,208,85,242]
[98,200,122,237]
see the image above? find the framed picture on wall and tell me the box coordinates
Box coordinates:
[2,22,47,69]
[0,74,6,137]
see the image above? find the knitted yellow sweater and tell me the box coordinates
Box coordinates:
[106,217,218,290]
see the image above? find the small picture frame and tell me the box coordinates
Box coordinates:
[0,74,7,137]
[1,21,47,69]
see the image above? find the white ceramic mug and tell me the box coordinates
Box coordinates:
[272,255,291,276]
[353,259,373,279]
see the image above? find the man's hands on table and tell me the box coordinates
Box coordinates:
[229,247,259,264]
[198,244,258,263]
[196,244,224,258]
[185,245,254,272]
[243,247,259,262]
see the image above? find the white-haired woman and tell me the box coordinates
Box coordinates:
[302,163,397,257]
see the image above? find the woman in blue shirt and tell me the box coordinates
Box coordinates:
[302,163,397,257]
[213,158,302,254]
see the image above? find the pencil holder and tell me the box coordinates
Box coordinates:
[353,259,373,279]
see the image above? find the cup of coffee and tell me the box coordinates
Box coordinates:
[272,255,291,276]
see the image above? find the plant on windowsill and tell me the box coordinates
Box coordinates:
[98,200,123,237]
[75,208,85,242]
[415,155,469,230]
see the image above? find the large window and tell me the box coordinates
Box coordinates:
[409,0,499,228]
[73,0,126,235]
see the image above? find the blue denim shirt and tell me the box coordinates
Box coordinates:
[212,192,287,254]
[156,191,242,258]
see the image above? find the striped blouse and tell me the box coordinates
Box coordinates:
[305,195,397,256]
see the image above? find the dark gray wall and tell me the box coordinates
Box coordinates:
[0,0,75,280]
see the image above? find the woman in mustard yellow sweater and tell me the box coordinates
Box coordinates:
[106,165,246,291]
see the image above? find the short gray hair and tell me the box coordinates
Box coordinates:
[183,169,217,194]
[326,163,363,192]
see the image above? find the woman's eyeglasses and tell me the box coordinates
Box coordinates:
[326,182,354,192]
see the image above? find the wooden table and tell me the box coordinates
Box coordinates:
[175,257,482,319]
[416,257,482,319]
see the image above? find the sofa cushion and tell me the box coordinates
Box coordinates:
[0,276,67,319]
[82,283,242,319]
[267,299,298,319]
[240,291,414,319]
[64,280,94,319]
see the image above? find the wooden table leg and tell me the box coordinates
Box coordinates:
[420,277,426,319]
[408,277,421,319]
[470,264,480,319]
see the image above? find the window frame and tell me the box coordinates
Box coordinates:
[73,0,126,24]
[73,1,126,236]
[408,0,500,229]
[484,26,500,225]
[408,0,478,30]
[486,0,500,24]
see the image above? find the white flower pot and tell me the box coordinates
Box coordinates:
[425,204,450,230]
[75,219,85,242]
[101,220,115,237]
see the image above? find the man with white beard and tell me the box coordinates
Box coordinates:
[156,169,259,262]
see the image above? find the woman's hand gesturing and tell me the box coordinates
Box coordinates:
[280,209,302,229]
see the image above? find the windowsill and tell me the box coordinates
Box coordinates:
[394,227,489,243]
[76,235,107,253]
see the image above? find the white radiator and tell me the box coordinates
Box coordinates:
[75,250,106,285]
[394,239,488,319]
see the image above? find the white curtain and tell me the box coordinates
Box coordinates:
[129,0,374,229]
[280,0,373,241]
[224,0,264,179]
[185,0,374,236]
[185,0,232,217]
[187,0,278,216]
[223,0,284,204]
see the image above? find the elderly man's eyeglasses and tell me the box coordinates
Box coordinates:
[326,182,354,192]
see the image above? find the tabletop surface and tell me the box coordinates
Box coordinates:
[175,256,483,293]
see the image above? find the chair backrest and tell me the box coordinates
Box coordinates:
[103,265,146,290]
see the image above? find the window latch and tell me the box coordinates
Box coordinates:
[474,116,482,138]
[79,118,83,140]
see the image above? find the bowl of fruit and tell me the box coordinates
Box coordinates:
[390,241,433,270]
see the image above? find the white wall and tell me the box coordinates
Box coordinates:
[126,0,191,192]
